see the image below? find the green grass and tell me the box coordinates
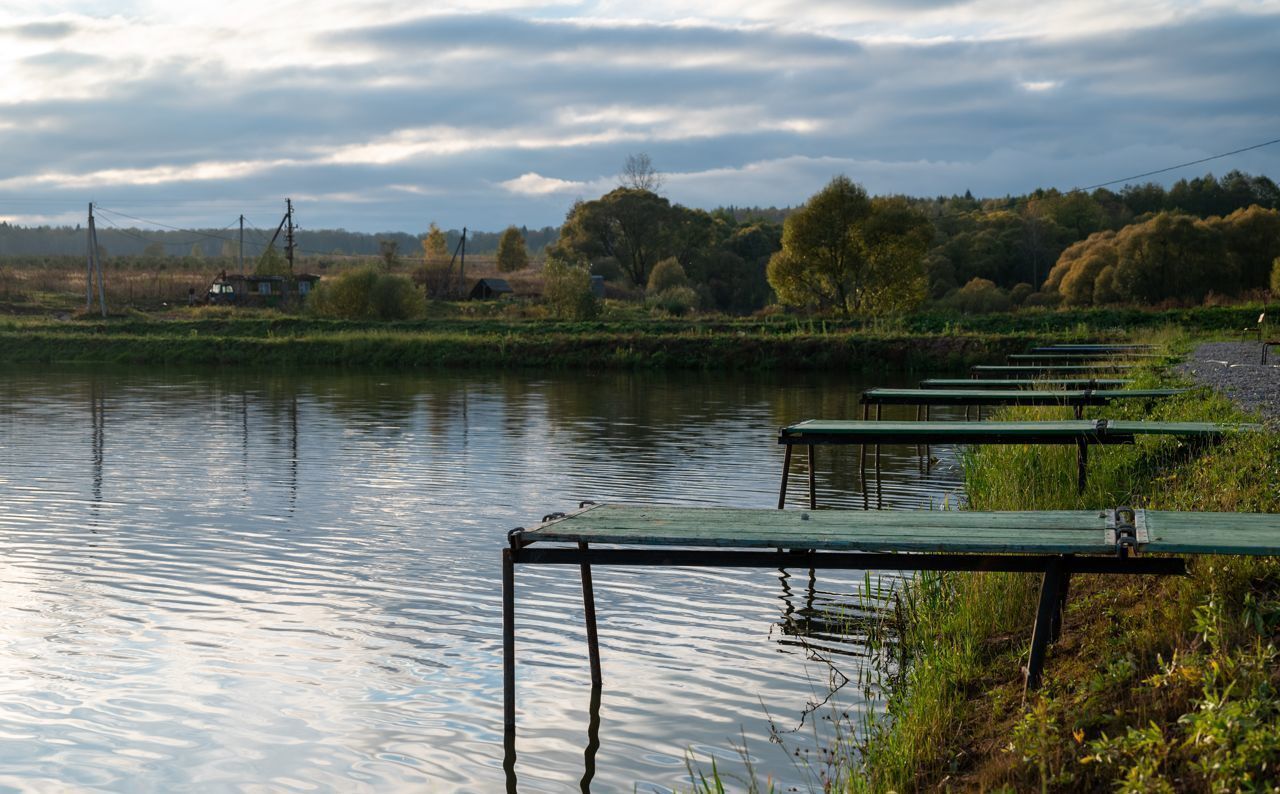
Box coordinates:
[0,304,1265,371]
[843,331,1280,791]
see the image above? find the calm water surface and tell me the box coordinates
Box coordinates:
[0,366,965,792]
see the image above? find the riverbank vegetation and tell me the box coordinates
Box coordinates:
[844,336,1280,791]
[3,170,1276,323]
[0,306,1268,370]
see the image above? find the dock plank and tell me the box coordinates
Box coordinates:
[525,505,1114,554]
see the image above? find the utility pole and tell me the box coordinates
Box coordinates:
[459,226,466,297]
[284,198,295,274]
[238,214,244,272]
[85,203,106,316]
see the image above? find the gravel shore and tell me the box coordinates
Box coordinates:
[1179,341,1280,424]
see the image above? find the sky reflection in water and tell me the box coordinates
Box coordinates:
[0,366,965,792]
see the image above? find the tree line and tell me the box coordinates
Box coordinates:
[0,222,559,260]
[2,168,1276,316]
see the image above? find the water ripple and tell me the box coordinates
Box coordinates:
[0,366,964,791]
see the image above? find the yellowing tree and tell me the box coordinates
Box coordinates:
[496,226,529,273]
[766,177,931,316]
[421,223,448,263]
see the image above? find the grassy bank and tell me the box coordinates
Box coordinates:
[0,305,1266,370]
[850,334,1280,791]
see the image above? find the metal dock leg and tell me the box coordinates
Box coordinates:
[924,405,932,471]
[1076,440,1088,495]
[1026,557,1066,692]
[580,684,602,792]
[874,404,883,509]
[503,548,516,730]
[778,444,793,509]
[1052,573,1072,642]
[807,445,817,510]
[579,542,602,686]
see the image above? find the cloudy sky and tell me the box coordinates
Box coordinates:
[1,1,1278,233]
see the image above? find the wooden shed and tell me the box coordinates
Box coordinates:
[469,278,514,300]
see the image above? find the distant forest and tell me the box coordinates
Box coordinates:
[0,222,560,261]
[2,169,1277,311]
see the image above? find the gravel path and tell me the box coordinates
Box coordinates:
[1178,341,1280,424]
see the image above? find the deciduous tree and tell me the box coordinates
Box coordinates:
[496,226,529,273]
[551,188,679,287]
[766,177,931,316]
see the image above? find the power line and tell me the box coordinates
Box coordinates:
[1071,136,1280,193]
[94,206,242,243]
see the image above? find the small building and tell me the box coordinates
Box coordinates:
[469,278,514,300]
[206,272,321,307]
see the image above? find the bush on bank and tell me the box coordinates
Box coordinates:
[848,339,1280,791]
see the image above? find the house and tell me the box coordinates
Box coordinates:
[206,272,321,307]
[469,277,514,300]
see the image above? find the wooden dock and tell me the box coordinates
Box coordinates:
[777,419,1259,506]
[920,378,1134,389]
[503,504,1280,732]
[862,387,1185,418]
[972,364,1138,376]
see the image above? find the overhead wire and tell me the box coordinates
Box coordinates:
[1071,136,1280,193]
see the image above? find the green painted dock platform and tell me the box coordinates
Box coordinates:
[503,503,1280,732]
[972,364,1138,376]
[1007,353,1163,363]
[861,388,1185,419]
[1032,344,1156,354]
[778,419,1259,506]
[921,378,1134,390]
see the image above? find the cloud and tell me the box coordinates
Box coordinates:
[1,20,78,39]
[500,172,592,196]
[0,3,1275,232]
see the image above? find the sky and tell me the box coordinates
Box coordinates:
[0,1,1278,234]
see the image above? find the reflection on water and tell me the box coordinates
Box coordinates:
[0,365,964,792]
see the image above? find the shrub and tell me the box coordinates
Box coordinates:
[590,258,624,282]
[937,277,1011,313]
[543,257,601,320]
[1022,291,1062,308]
[647,285,699,316]
[646,257,689,294]
[413,261,458,299]
[308,267,424,320]
[1271,257,1280,297]
[1009,282,1034,306]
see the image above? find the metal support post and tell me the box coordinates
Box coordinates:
[1025,556,1066,692]
[503,548,516,730]
[1076,439,1088,495]
[777,444,792,509]
[579,542,602,686]
[807,445,816,510]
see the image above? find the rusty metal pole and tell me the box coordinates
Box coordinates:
[579,542,602,686]
[503,548,516,731]
[777,443,792,509]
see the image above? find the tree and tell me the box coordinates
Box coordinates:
[255,245,289,276]
[496,226,529,273]
[1271,257,1280,297]
[378,239,400,269]
[620,152,662,192]
[143,242,165,258]
[542,256,601,320]
[551,188,680,286]
[766,176,931,317]
[422,223,448,263]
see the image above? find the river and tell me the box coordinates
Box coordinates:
[0,366,965,791]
